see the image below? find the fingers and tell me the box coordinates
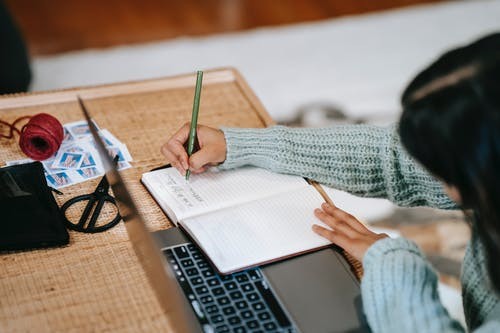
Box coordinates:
[161,140,188,175]
[189,146,220,171]
[311,224,351,250]
[161,122,191,175]
[313,202,390,261]
[190,166,208,174]
[314,207,358,239]
[161,123,227,176]
[171,122,191,143]
[320,203,369,234]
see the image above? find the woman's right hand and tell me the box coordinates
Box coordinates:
[161,123,227,176]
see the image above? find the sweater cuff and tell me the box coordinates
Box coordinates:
[363,237,424,272]
[218,126,285,170]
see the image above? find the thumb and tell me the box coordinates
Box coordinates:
[189,147,219,170]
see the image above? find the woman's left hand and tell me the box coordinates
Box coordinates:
[312,202,389,262]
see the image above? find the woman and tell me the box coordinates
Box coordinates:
[0,0,31,93]
[161,33,500,332]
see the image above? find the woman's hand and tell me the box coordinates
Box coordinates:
[161,123,227,175]
[312,202,388,262]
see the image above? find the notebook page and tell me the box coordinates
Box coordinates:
[141,166,309,222]
[181,186,331,274]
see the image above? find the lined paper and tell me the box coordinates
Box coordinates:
[142,166,309,223]
[181,186,331,273]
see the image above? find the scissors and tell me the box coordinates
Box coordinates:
[61,158,121,233]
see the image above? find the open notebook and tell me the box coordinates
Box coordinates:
[141,166,331,274]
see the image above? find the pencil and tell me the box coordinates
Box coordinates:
[185,70,203,180]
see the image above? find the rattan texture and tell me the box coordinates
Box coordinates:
[0,69,362,332]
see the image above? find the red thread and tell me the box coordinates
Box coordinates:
[0,113,63,161]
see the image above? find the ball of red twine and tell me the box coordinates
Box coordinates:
[19,113,64,160]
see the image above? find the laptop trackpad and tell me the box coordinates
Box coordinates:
[262,248,369,333]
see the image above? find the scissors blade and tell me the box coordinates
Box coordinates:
[77,196,97,227]
[93,156,119,194]
[87,198,106,230]
[95,175,110,194]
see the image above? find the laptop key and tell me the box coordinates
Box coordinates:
[190,300,205,320]
[186,268,199,276]
[224,282,237,291]
[235,300,248,310]
[173,246,189,259]
[192,252,203,260]
[222,306,236,315]
[207,278,220,287]
[235,274,249,283]
[214,324,230,333]
[233,327,246,333]
[212,287,225,296]
[195,286,209,295]
[263,322,277,330]
[241,310,253,319]
[164,249,174,258]
[210,314,224,324]
[197,261,209,269]
[202,269,215,278]
[228,316,241,325]
[246,320,259,329]
[181,259,194,267]
[246,292,259,302]
[248,270,261,281]
[241,283,254,292]
[257,311,270,321]
[163,250,177,265]
[190,277,203,285]
[229,291,243,299]
[200,295,214,304]
[205,305,219,314]
[251,302,265,311]
[220,275,233,281]
[216,296,230,306]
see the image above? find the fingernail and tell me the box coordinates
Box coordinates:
[322,202,330,208]
[314,208,322,214]
[182,161,188,170]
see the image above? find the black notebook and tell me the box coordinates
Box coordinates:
[0,162,69,251]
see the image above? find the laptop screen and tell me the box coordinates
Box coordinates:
[80,97,196,332]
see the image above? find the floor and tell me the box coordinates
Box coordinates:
[6,0,446,55]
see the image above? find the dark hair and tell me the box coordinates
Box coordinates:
[399,33,500,292]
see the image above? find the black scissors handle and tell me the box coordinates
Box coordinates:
[60,156,121,233]
[61,194,121,233]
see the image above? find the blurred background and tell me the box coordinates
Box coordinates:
[2,0,500,325]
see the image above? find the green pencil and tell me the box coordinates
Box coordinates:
[185,70,203,181]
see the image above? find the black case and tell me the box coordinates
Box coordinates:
[0,162,69,251]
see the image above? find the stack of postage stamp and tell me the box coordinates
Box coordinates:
[6,120,132,189]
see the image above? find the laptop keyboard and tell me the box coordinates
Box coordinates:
[163,243,296,333]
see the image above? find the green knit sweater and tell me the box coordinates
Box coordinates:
[219,124,500,332]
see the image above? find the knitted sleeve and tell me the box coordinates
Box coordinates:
[361,238,500,333]
[219,124,455,209]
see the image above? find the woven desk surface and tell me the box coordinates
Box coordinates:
[0,68,361,332]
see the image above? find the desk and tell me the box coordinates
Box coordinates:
[0,68,360,332]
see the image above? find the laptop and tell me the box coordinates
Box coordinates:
[81,99,368,333]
